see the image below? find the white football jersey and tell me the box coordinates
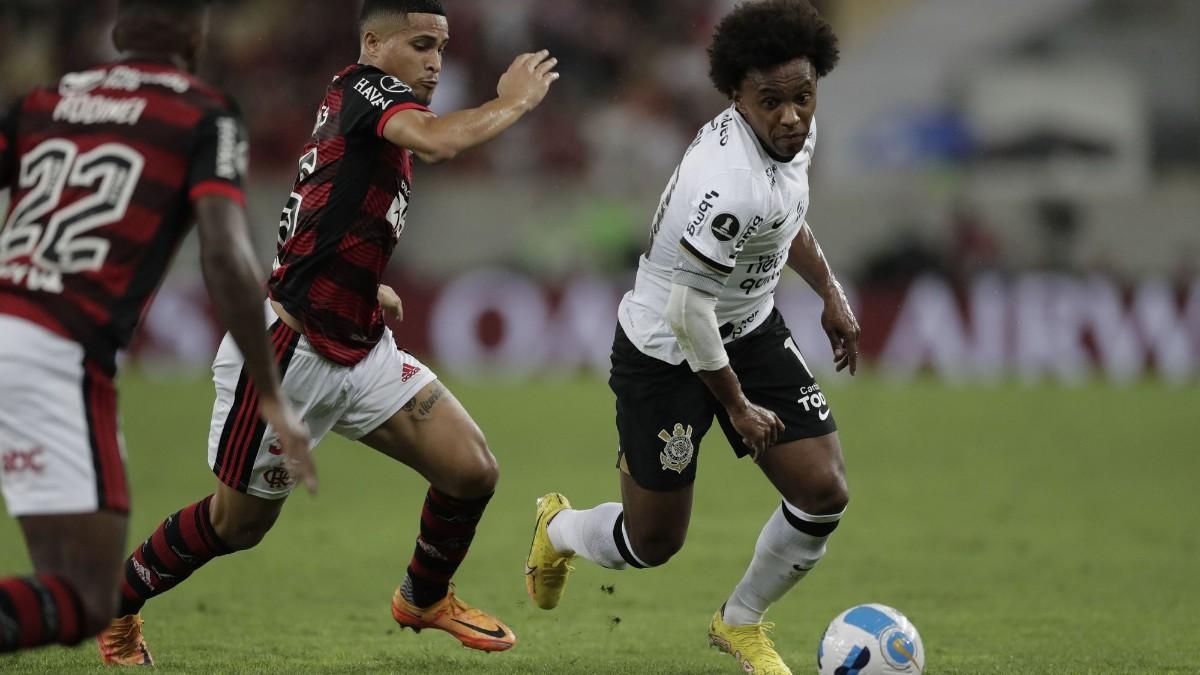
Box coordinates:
[618,105,816,365]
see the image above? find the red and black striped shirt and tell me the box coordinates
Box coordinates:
[0,59,248,375]
[268,63,429,366]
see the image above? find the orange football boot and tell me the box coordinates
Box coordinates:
[97,614,154,666]
[391,584,515,652]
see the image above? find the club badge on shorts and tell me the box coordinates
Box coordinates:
[658,423,695,473]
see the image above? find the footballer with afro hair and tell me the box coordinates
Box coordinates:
[524,4,862,675]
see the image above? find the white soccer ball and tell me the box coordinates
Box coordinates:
[817,603,924,675]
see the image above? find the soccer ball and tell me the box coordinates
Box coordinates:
[817,604,924,675]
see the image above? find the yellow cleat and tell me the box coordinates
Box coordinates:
[391,584,515,652]
[709,609,792,675]
[97,614,154,666]
[524,492,574,610]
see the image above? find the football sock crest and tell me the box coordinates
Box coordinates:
[403,487,492,608]
[118,494,232,617]
[723,500,844,626]
[0,575,85,651]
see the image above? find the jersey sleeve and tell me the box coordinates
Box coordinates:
[677,171,768,276]
[340,70,431,139]
[187,103,249,206]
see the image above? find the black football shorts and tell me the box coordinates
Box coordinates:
[609,308,837,492]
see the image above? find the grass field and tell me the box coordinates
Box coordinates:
[2,372,1198,674]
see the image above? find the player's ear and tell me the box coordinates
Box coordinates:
[361,29,380,59]
[111,22,129,52]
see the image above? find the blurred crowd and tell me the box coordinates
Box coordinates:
[2,1,1194,282]
[0,0,844,180]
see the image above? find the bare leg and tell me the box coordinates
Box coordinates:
[359,381,498,606]
[0,511,128,651]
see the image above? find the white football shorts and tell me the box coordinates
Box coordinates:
[0,315,128,517]
[207,305,436,499]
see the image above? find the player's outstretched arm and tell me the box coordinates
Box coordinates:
[787,222,860,374]
[194,196,316,494]
[666,282,785,458]
[381,50,559,164]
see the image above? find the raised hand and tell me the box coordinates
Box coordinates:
[497,50,560,112]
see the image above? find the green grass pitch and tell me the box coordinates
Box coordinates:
[2,373,1197,673]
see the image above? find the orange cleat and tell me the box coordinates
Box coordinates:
[391,584,516,652]
[97,614,154,666]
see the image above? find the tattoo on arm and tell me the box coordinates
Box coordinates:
[402,382,446,418]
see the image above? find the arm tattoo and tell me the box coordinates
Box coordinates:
[403,382,446,418]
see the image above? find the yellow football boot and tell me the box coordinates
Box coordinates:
[97,614,154,666]
[709,609,792,675]
[524,492,574,610]
[391,584,515,652]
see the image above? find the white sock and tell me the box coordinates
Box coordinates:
[547,502,631,570]
[722,501,844,626]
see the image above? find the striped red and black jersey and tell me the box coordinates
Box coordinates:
[0,59,248,375]
[268,63,429,366]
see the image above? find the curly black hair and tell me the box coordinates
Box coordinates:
[708,0,840,98]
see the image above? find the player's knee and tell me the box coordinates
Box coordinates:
[460,449,500,498]
[786,470,849,516]
[444,436,499,500]
[814,474,850,515]
[629,529,686,567]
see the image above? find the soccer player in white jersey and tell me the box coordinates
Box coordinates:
[525,2,857,673]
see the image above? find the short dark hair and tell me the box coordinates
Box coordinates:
[119,0,210,15]
[360,0,446,24]
[708,0,840,97]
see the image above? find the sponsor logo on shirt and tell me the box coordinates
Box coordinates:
[60,66,190,95]
[379,76,413,94]
[214,117,249,180]
[353,78,395,110]
[710,213,741,242]
[687,190,720,235]
[718,114,733,146]
[312,104,330,135]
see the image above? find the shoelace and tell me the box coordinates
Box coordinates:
[106,618,143,655]
[443,591,500,627]
[540,556,574,588]
[731,622,781,660]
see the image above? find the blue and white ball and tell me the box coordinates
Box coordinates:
[818,604,924,675]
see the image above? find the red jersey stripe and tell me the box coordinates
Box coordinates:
[375,102,432,138]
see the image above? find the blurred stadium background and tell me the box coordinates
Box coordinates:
[1,1,1198,673]
[3,0,1198,383]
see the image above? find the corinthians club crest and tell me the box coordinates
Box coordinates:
[658,423,695,473]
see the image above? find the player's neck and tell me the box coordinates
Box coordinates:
[358,52,380,70]
[121,50,190,72]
